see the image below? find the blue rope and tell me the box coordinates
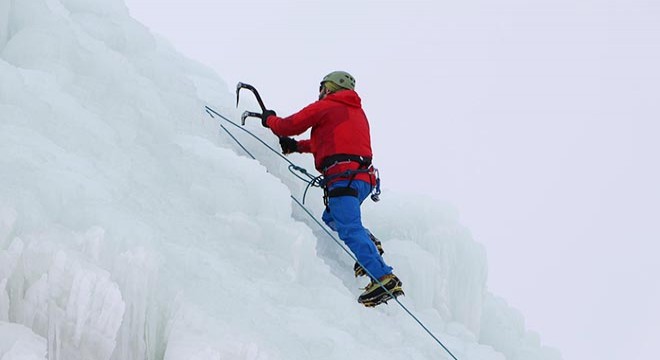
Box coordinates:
[290,196,459,360]
[219,123,255,159]
[205,107,315,181]
[205,105,459,360]
[206,107,320,204]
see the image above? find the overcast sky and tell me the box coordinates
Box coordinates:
[124,1,660,359]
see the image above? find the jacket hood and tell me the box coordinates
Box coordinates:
[323,90,362,108]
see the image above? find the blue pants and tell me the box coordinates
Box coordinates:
[322,180,393,280]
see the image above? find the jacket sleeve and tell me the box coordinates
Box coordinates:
[297,139,311,153]
[266,101,326,137]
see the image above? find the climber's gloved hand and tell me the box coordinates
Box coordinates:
[261,110,276,128]
[279,137,298,154]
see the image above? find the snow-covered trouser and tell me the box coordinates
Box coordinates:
[321,179,393,280]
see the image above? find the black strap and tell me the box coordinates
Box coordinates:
[327,186,359,198]
[321,154,372,171]
[323,185,359,207]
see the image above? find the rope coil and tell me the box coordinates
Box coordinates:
[205,105,459,360]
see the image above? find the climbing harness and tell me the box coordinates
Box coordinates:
[320,154,381,202]
[204,104,460,360]
[321,167,378,206]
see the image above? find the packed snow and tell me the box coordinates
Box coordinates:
[0,0,561,359]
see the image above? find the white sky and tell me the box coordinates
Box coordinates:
[123,1,660,359]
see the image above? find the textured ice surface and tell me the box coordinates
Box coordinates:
[0,0,561,359]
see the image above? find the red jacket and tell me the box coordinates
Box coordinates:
[266,90,374,185]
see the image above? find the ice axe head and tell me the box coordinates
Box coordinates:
[235,82,267,112]
[241,111,261,126]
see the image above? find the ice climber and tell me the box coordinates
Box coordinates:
[261,71,404,307]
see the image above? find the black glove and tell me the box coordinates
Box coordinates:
[279,137,298,154]
[261,110,276,128]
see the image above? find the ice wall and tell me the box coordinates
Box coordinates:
[0,321,47,360]
[0,0,561,359]
[0,0,10,49]
[0,0,210,358]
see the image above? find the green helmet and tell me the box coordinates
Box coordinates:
[321,71,356,90]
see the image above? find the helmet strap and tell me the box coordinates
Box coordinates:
[318,86,329,100]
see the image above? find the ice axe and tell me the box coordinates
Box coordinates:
[235,82,288,149]
[236,82,268,125]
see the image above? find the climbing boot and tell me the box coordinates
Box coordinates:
[358,274,404,307]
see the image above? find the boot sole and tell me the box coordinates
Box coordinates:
[359,286,405,307]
